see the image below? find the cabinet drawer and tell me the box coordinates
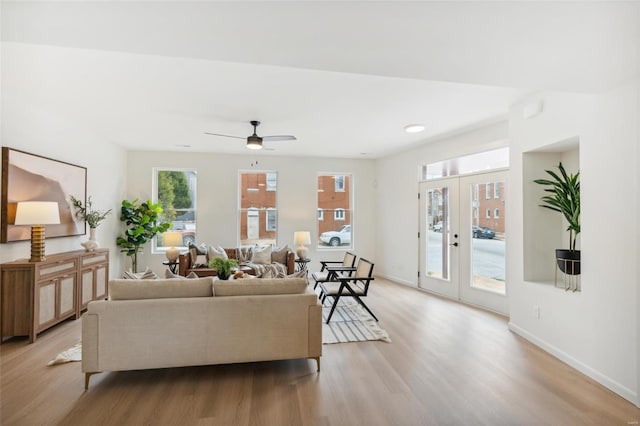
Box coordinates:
[81,253,108,267]
[38,260,76,280]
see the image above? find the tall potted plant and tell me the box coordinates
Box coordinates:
[116,199,171,272]
[534,162,581,275]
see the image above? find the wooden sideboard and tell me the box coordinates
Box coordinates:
[0,249,109,343]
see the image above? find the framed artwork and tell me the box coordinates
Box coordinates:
[1,147,87,243]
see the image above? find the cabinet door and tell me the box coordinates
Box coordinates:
[95,264,108,300]
[81,268,94,310]
[37,280,56,331]
[59,275,76,319]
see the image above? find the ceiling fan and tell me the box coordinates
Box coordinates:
[204,120,296,150]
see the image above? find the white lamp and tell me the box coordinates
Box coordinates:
[162,231,183,262]
[294,231,311,260]
[14,201,60,262]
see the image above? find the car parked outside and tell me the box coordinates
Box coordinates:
[171,221,197,246]
[472,226,495,239]
[320,225,351,247]
[432,221,443,232]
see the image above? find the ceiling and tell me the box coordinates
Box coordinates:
[2,1,638,159]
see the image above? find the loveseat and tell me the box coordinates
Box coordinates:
[82,277,322,389]
[177,246,295,277]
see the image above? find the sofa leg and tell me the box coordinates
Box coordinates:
[314,356,320,372]
[84,372,101,390]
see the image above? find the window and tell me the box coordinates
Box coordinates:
[239,171,277,246]
[266,208,277,231]
[485,183,491,200]
[495,208,500,219]
[266,173,277,191]
[486,208,491,219]
[494,181,500,199]
[152,168,197,252]
[317,173,353,248]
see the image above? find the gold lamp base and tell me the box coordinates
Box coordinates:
[29,225,47,262]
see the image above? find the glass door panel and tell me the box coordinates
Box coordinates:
[419,179,459,299]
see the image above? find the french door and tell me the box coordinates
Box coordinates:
[419,171,508,314]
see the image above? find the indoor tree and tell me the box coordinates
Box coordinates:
[116,199,171,272]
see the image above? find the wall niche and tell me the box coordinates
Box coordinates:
[523,137,579,286]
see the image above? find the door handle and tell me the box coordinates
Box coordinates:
[449,242,458,247]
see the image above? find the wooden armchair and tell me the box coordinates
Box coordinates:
[311,251,356,290]
[318,258,377,324]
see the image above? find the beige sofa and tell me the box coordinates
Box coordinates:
[82,277,322,389]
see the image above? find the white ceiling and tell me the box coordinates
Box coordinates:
[2,1,638,159]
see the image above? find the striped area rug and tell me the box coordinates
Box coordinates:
[322,299,391,344]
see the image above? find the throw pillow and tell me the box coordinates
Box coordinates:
[123,266,158,280]
[238,246,254,264]
[186,271,200,278]
[188,242,208,267]
[271,245,289,264]
[165,270,188,280]
[286,269,307,278]
[252,245,272,265]
[207,245,228,263]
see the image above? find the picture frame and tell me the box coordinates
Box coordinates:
[1,147,87,243]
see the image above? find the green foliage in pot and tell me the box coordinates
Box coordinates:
[533,162,580,251]
[208,257,238,280]
[70,195,112,228]
[116,199,171,272]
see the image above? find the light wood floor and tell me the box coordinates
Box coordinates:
[1,278,638,425]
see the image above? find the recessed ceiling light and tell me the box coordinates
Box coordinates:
[404,124,425,133]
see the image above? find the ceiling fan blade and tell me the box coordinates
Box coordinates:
[204,132,245,140]
[262,135,297,142]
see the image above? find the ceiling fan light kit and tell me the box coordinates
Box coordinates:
[205,120,296,151]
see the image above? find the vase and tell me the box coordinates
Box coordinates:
[81,227,99,252]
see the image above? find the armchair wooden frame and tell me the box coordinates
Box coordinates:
[319,258,377,324]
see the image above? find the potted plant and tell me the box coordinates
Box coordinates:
[70,195,112,251]
[534,162,581,275]
[208,257,238,280]
[116,199,171,272]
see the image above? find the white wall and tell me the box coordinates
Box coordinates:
[507,84,639,405]
[374,121,509,286]
[124,151,376,274]
[0,82,127,278]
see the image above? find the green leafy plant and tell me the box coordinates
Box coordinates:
[70,195,112,228]
[208,257,238,280]
[116,199,171,272]
[533,162,580,251]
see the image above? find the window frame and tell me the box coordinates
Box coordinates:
[151,167,198,254]
[334,208,346,221]
[486,208,491,219]
[238,170,278,246]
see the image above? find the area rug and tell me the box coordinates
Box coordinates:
[48,342,82,366]
[322,299,391,344]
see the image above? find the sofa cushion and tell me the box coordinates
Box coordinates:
[271,245,289,264]
[110,278,214,300]
[252,245,272,264]
[213,278,307,297]
[206,245,228,263]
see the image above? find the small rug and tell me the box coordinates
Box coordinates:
[48,342,82,366]
[322,299,391,344]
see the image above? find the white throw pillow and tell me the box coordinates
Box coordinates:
[123,266,158,280]
[207,245,228,263]
[252,245,272,265]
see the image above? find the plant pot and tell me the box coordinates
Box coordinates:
[217,271,230,280]
[556,249,581,275]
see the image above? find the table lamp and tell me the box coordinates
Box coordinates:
[162,231,183,262]
[14,201,61,262]
[294,231,311,260]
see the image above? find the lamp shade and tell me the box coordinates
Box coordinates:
[14,202,60,225]
[294,231,311,246]
[162,231,183,247]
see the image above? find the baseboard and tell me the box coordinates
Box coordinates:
[508,322,639,407]
[375,273,416,288]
